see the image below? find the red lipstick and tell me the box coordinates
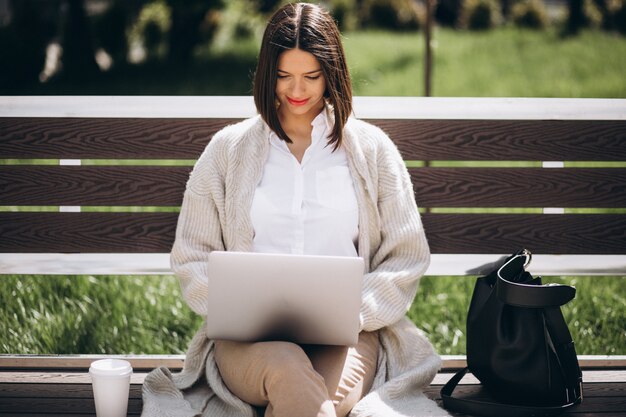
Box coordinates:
[287,97,309,106]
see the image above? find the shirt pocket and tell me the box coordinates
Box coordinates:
[315,166,358,212]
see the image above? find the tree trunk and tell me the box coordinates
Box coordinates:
[565,0,585,35]
[61,0,100,78]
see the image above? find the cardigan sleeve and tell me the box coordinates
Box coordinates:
[170,138,227,317]
[359,134,431,332]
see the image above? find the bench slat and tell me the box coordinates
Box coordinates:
[0,166,191,206]
[1,213,624,254]
[2,355,623,371]
[0,212,177,253]
[2,370,622,385]
[423,384,626,415]
[425,213,626,254]
[0,382,142,398]
[3,96,625,120]
[0,373,623,415]
[2,118,625,161]
[0,397,142,414]
[3,166,625,208]
[0,118,233,160]
[0,372,147,384]
[1,254,623,276]
[376,119,626,161]
[412,168,626,208]
[2,385,624,415]
[425,382,626,398]
[0,355,184,371]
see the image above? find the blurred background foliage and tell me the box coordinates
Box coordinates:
[0,0,625,95]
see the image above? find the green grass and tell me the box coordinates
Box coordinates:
[1,274,623,355]
[0,275,202,354]
[345,28,626,97]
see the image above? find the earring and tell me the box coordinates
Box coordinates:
[275,98,281,108]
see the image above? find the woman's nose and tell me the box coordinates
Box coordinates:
[291,79,305,96]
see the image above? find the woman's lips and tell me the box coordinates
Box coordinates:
[287,97,309,106]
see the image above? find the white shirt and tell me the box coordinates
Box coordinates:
[251,110,359,257]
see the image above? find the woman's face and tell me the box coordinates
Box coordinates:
[275,48,326,122]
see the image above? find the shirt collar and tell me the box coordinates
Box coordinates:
[310,107,331,147]
[268,105,333,151]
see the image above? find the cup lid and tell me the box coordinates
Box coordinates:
[89,359,133,377]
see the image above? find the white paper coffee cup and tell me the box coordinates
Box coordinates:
[89,359,133,417]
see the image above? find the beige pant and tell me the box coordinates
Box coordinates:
[214,331,379,417]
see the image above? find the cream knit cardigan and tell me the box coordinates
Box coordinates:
[141,115,450,417]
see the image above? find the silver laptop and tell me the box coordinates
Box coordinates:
[205,251,364,346]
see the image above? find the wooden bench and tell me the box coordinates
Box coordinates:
[1,96,625,416]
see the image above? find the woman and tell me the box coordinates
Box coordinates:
[142,3,448,417]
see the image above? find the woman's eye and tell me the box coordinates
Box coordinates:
[277,75,288,79]
[306,76,320,80]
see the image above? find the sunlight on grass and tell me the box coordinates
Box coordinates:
[1,274,623,355]
[0,275,202,354]
[0,159,59,165]
[343,28,626,97]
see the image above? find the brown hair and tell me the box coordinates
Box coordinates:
[253,2,352,149]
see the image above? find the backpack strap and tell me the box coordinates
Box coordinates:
[496,275,576,307]
[495,251,575,308]
[440,367,581,417]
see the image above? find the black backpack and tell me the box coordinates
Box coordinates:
[441,249,583,417]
